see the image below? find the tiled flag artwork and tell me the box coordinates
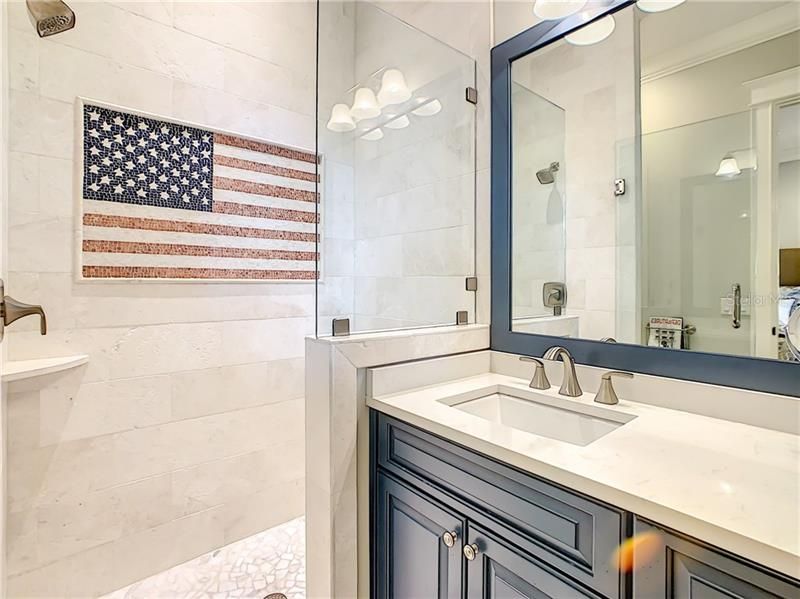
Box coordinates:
[80,103,320,281]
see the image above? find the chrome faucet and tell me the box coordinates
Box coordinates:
[543,346,582,397]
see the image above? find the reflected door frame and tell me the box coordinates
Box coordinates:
[744,67,800,359]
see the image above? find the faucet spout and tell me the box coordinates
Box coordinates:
[543,346,582,397]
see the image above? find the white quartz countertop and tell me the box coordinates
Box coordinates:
[368,373,800,578]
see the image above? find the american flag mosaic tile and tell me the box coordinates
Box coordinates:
[80,103,320,281]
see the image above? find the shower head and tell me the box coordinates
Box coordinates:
[26,0,75,37]
[536,161,560,185]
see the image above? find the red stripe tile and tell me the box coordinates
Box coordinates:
[213,176,318,203]
[83,240,317,261]
[83,265,318,280]
[83,213,319,243]
[214,133,318,164]
[212,201,319,223]
[214,154,318,183]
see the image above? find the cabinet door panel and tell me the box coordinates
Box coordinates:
[465,524,601,599]
[374,472,464,599]
[633,518,800,598]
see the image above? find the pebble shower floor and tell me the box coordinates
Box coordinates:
[103,517,305,599]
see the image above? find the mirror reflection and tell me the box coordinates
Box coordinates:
[510,1,800,361]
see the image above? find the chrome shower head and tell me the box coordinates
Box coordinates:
[536,161,560,185]
[26,0,75,37]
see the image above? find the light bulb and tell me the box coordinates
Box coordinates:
[326,103,356,132]
[385,115,410,129]
[636,0,686,12]
[377,69,412,107]
[533,0,587,20]
[360,128,384,141]
[350,88,381,121]
[715,156,741,177]
[412,99,442,117]
[565,15,616,46]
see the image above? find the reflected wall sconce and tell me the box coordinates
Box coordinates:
[360,128,384,141]
[377,69,412,106]
[565,14,616,46]
[385,115,410,129]
[715,156,741,177]
[412,98,442,116]
[636,0,686,12]
[715,149,757,178]
[350,88,381,120]
[326,103,356,132]
[533,0,587,20]
[327,68,443,136]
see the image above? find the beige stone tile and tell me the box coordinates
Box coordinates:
[35,474,175,566]
[170,358,305,421]
[172,439,304,516]
[221,478,305,546]
[39,374,172,445]
[8,541,118,598]
[110,506,226,593]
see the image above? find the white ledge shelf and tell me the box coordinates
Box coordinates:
[2,355,89,383]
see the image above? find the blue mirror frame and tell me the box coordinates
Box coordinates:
[490,0,800,397]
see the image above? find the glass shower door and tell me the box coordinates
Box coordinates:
[315,1,476,336]
[640,111,755,355]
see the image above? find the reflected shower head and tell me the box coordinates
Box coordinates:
[536,161,560,185]
[26,0,75,37]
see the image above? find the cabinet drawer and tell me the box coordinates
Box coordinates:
[633,518,800,598]
[376,413,625,598]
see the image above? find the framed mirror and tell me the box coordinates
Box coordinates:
[491,0,800,395]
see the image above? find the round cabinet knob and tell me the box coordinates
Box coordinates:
[463,543,479,561]
[442,531,458,548]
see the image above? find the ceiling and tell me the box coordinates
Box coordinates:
[640,0,799,78]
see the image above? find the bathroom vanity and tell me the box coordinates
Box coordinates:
[367,351,800,598]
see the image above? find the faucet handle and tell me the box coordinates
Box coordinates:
[519,356,550,390]
[594,370,634,405]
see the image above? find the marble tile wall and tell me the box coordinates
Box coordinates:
[350,3,485,330]
[316,1,491,334]
[511,10,638,340]
[5,1,313,595]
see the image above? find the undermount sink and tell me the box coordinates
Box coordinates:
[442,386,636,446]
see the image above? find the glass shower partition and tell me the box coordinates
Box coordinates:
[315,1,476,337]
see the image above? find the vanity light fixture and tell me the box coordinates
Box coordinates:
[384,115,410,129]
[360,128,384,141]
[715,155,741,177]
[636,0,686,12]
[715,149,757,178]
[565,14,616,46]
[326,103,356,132]
[350,88,381,121]
[533,0,587,20]
[412,98,442,116]
[377,69,412,107]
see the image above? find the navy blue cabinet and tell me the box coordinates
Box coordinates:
[371,411,799,599]
[632,519,800,598]
[374,472,464,599]
[465,524,602,598]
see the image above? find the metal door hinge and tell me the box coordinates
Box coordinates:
[465,277,478,292]
[465,87,478,105]
[456,311,469,325]
[614,178,626,196]
[332,317,350,337]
